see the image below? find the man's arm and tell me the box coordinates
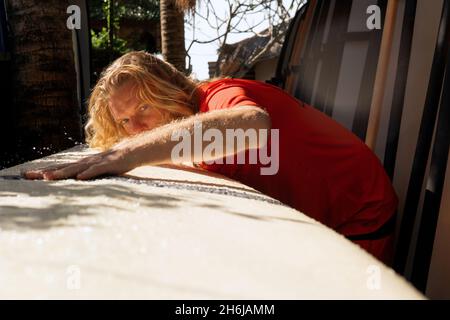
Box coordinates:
[118,105,271,164]
[24,105,271,180]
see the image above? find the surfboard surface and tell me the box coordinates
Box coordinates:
[0,146,424,299]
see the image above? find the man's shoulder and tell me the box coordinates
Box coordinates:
[199,78,257,91]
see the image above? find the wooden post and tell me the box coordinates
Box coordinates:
[365,0,400,150]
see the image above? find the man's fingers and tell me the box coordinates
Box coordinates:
[21,151,115,180]
[23,163,75,180]
[43,162,91,180]
[76,164,108,180]
[23,171,44,179]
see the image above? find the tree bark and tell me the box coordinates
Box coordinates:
[160,0,186,73]
[5,0,81,164]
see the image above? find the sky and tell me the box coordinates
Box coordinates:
[184,0,305,80]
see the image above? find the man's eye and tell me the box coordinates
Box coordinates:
[139,105,149,112]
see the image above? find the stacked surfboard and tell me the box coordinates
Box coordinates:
[0,146,423,299]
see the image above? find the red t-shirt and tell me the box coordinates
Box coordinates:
[197,78,398,237]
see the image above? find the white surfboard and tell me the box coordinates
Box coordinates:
[0,146,424,299]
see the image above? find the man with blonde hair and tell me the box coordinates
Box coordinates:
[25,51,398,264]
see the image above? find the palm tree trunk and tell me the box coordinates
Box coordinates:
[160,0,186,73]
[6,0,81,164]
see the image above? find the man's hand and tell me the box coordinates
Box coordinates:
[23,148,138,181]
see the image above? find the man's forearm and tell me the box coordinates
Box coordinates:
[112,105,271,166]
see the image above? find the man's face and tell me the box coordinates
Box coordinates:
[108,82,172,136]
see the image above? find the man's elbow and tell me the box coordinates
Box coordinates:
[241,106,271,131]
[256,107,271,131]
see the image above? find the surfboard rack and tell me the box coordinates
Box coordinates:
[274,0,450,297]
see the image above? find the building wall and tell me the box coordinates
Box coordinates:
[254,58,278,82]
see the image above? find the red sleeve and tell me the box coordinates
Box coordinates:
[197,84,263,178]
[201,86,260,112]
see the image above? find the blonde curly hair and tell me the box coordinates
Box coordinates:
[85,51,202,150]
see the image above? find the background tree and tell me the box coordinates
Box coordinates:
[4,0,82,166]
[89,0,160,80]
[90,0,193,74]
[159,0,194,73]
[185,0,305,76]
